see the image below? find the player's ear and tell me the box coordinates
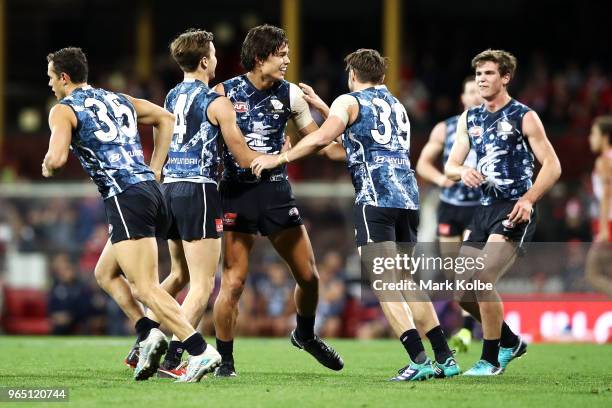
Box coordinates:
[200,56,208,70]
[501,73,510,86]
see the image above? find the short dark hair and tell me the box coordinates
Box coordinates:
[47,47,88,83]
[594,115,612,142]
[471,49,517,80]
[240,24,288,71]
[344,48,388,84]
[170,29,214,73]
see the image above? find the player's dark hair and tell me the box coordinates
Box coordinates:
[594,115,612,143]
[47,47,88,83]
[170,29,214,73]
[240,24,288,71]
[344,48,388,84]
[471,49,517,80]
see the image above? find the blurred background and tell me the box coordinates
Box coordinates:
[0,0,610,342]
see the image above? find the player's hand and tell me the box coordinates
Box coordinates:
[460,167,484,188]
[42,162,54,178]
[251,154,281,177]
[507,197,533,224]
[299,82,327,112]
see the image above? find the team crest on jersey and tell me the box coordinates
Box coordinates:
[268,98,285,114]
[497,120,515,136]
[233,101,248,113]
[469,126,483,138]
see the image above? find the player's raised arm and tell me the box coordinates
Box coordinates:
[125,95,174,181]
[42,104,76,177]
[299,82,329,118]
[444,110,483,187]
[290,82,346,162]
[209,96,261,168]
[416,121,454,187]
[251,94,356,176]
[507,110,562,224]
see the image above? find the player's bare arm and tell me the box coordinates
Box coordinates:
[125,95,174,182]
[290,82,346,161]
[416,121,454,187]
[251,116,347,176]
[42,104,76,177]
[299,82,329,118]
[445,110,484,187]
[507,110,562,224]
[251,95,357,175]
[595,157,611,242]
[209,96,261,167]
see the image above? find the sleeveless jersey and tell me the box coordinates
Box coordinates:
[221,75,294,182]
[163,79,221,184]
[466,99,534,206]
[60,86,154,199]
[341,85,418,210]
[440,115,481,206]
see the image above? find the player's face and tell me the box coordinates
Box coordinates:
[461,80,483,108]
[206,42,218,80]
[260,43,289,81]
[589,124,603,153]
[47,62,65,100]
[475,61,509,100]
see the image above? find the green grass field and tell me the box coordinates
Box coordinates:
[1,336,611,407]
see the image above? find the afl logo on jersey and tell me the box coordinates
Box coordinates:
[233,101,248,113]
[469,126,483,138]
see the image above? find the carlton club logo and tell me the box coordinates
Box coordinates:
[233,101,248,113]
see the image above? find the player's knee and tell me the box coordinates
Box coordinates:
[223,276,246,302]
[94,264,112,289]
[297,270,319,292]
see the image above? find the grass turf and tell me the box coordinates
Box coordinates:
[1,336,611,407]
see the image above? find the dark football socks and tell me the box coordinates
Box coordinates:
[216,338,234,363]
[165,340,184,365]
[183,333,207,356]
[481,339,500,366]
[295,314,316,340]
[500,322,520,348]
[135,317,160,343]
[426,326,453,364]
[400,329,427,364]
